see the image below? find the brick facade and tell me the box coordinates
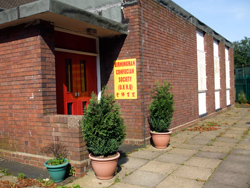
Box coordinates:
[0,0,235,177]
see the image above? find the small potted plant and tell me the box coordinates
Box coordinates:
[148,81,174,149]
[42,143,69,182]
[82,87,126,180]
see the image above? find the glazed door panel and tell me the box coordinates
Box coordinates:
[56,52,97,115]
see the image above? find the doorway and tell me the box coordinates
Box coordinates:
[56,51,97,115]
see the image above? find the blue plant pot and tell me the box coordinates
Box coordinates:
[44,159,69,182]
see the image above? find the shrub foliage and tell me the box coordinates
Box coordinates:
[41,143,68,165]
[82,87,126,157]
[238,90,248,104]
[148,81,174,132]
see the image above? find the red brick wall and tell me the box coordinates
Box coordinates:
[139,0,199,131]
[229,48,235,104]
[0,0,235,177]
[101,0,235,144]
[205,34,215,114]
[100,4,145,144]
[219,42,227,108]
[0,20,89,177]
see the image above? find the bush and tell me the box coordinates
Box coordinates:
[82,87,126,157]
[238,90,248,104]
[148,81,174,132]
[41,143,69,165]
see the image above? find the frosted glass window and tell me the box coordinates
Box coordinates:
[197,51,206,91]
[226,90,230,105]
[225,47,230,89]
[215,91,220,110]
[225,47,229,61]
[214,40,220,90]
[197,30,204,51]
[213,40,219,57]
[199,92,206,115]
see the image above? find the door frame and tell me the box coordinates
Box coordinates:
[55,27,101,113]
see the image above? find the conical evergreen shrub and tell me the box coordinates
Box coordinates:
[82,87,126,157]
[148,81,174,132]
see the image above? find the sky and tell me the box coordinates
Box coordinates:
[172,0,250,43]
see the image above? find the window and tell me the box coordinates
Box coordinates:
[214,40,220,90]
[197,30,206,91]
[66,59,72,92]
[197,30,207,115]
[80,61,87,92]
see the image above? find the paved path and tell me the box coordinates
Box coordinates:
[67,108,250,188]
[1,108,250,188]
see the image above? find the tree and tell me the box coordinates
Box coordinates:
[233,37,250,68]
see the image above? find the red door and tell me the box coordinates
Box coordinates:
[56,52,97,115]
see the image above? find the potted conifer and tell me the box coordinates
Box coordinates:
[149,81,174,149]
[82,87,126,180]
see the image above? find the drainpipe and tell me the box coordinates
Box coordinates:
[139,0,146,147]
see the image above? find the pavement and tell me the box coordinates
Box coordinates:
[1,107,250,188]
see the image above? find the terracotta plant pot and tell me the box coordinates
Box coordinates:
[150,130,172,149]
[89,152,120,180]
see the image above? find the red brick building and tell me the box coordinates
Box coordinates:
[0,0,234,176]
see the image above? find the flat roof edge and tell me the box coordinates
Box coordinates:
[0,0,128,35]
[50,0,127,35]
[154,0,234,48]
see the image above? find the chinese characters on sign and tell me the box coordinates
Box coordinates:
[114,59,137,99]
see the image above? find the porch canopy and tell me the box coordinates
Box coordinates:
[0,0,128,37]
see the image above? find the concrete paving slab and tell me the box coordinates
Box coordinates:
[178,143,205,150]
[216,160,250,175]
[118,157,149,169]
[117,167,135,179]
[208,170,250,188]
[121,170,166,188]
[139,161,180,175]
[225,153,250,163]
[145,145,172,152]
[0,175,18,183]
[230,127,249,131]
[186,138,211,145]
[156,175,204,188]
[216,137,240,143]
[168,148,198,156]
[202,182,235,188]
[66,171,114,188]
[236,143,250,150]
[195,151,227,160]
[219,122,234,127]
[233,122,250,128]
[171,165,213,180]
[202,145,232,153]
[169,141,184,147]
[212,141,236,147]
[226,129,245,135]
[199,131,225,138]
[128,150,162,160]
[154,153,191,164]
[232,149,250,156]
[241,137,250,144]
[184,157,222,169]
[109,182,146,188]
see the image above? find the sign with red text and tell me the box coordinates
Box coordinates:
[114,59,137,99]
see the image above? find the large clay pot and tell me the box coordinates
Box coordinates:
[89,152,120,180]
[150,131,172,149]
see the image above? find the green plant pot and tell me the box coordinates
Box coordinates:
[44,159,69,182]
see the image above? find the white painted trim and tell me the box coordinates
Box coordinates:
[55,27,98,39]
[55,48,98,57]
[96,38,101,100]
